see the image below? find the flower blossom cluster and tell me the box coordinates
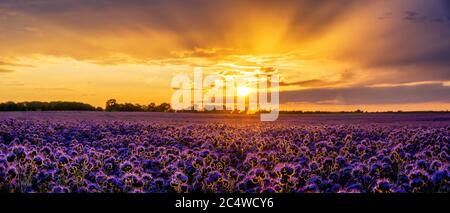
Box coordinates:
[0,114,448,193]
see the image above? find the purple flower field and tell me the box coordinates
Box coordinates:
[0,112,449,193]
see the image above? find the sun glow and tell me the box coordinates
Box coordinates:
[237,86,251,97]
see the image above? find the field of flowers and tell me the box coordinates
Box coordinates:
[0,112,448,193]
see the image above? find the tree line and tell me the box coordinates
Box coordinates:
[105,99,171,112]
[0,100,447,113]
[0,101,101,111]
[0,100,173,112]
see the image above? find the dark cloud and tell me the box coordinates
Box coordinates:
[0,0,363,59]
[1,0,447,71]
[280,79,332,87]
[287,0,363,36]
[0,68,14,73]
[367,46,450,70]
[280,70,354,87]
[336,0,450,85]
[403,10,450,23]
[377,12,393,20]
[280,83,450,104]
[0,60,32,74]
[404,10,421,22]
[0,61,33,67]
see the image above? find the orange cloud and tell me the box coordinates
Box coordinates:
[0,0,449,110]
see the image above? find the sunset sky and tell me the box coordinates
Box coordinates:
[0,0,449,111]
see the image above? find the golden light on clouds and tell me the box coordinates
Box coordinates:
[0,0,449,110]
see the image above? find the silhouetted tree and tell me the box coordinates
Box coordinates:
[0,101,97,111]
[105,99,118,111]
[155,103,171,112]
[147,102,156,112]
[104,99,171,112]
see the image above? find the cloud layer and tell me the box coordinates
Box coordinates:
[281,83,450,105]
[0,0,449,108]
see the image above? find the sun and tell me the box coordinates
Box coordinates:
[237,86,251,97]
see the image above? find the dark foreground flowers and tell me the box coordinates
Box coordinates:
[0,115,448,193]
